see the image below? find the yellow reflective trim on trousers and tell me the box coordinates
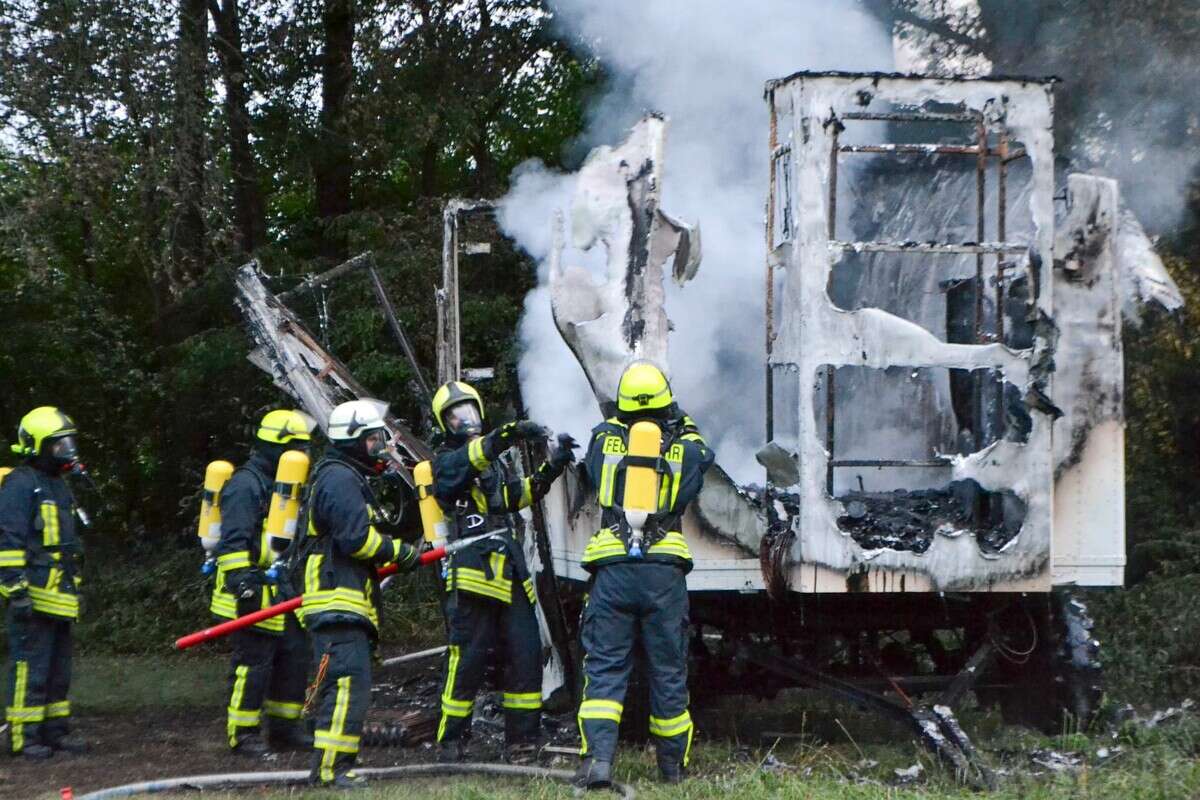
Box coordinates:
[351,526,383,560]
[314,731,360,752]
[8,662,29,753]
[227,665,259,747]
[438,645,471,741]
[45,700,70,719]
[316,676,355,782]
[502,691,542,710]
[649,709,693,738]
[579,698,623,723]
[468,437,489,470]
[265,700,303,720]
[0,549,25,568]
[40,502,60,547]
[216,550,251,569]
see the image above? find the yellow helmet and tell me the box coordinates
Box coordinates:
[431,381,484,434]
[11,406,77,457]
[256,409,316,445]
[617,361,674,414]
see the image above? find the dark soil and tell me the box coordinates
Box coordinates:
[0,658,580,800]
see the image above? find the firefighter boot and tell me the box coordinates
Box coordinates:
[504,742,539,765]
[573,758,612,790]
[658,755,686,784]
[436,739,465,763]
[20,744,53,761]
[232,732,272,758]
[268,719,313,751]
[48,733,87,755]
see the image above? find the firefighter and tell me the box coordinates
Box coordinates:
[295,399,421,789]
[0,407,88,759]
[574,362,714,788]
[430,381,576,763]
[210,409,316,757]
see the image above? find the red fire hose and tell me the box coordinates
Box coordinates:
[174,530,502,651]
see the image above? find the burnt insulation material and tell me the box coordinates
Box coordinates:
[835,479,1025,555]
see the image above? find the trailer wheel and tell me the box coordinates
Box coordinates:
[981,592,1103,733]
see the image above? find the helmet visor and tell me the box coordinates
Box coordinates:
[363,428,391,460]
[48,435,79,464]
[443,401,482,436]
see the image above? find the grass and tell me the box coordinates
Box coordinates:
[124,727,1200,799]
[75,658,1198,800]
[70,653,226,714]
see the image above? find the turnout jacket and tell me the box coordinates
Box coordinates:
[432,435,551,605]
[209,450,283,633]
[0,465,82,620]
[580,414,714,573]
[296,450,418,635]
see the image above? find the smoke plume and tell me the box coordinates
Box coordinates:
[498,0,893,483]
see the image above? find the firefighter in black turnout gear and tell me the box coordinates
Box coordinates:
[0,407,89,759]
[210,409,315,757]
[431,381,576,763]
[296,399,421,789]
[575,362,714,788]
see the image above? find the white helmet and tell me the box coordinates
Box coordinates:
[328,399,388,442]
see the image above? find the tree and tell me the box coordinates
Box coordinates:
[209,0,266,256]
[169,0,211,293]
[314,0,354,261]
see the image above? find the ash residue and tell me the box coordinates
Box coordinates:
[368,656,580,758]
[836,479,1025,556]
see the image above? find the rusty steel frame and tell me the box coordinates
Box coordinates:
[777,107,1030,496]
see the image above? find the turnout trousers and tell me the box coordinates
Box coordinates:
[225,612,309,748]
[437,587,543,746]
[5,608,73,754]
[578,562,693,769]
[308,623,372,784]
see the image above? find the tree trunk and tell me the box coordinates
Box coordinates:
[209,0,266,256]
[170,0,209,293]
[315,0,354,262]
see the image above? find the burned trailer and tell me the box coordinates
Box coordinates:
[522,71,1182,746]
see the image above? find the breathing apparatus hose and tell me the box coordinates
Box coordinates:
[75,762,636,799]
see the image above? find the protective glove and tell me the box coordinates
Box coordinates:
[483,420,548,459]
[389,541,422,573]
[550,433,578,470]
[8,589,33,621]
[534,433,579,487]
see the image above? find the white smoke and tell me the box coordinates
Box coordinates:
[498,0,893,484]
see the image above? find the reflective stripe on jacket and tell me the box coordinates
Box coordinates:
[580,416,714,574]
[432,436,545,605]
[0,465,82,620]
[296,453,417,634]
[209,455,284,633]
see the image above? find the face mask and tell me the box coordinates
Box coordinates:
[363,429,389,460]
[47,435,79,468]
[443,402,482,436]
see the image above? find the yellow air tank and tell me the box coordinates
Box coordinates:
[198,460,235,556]
[265,450,310,558]
[413,460,448,547]
[623,420,663,558]
[0,467,12,486]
